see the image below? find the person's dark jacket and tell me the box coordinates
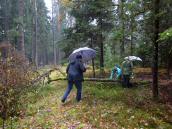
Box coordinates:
[66,59,86,81]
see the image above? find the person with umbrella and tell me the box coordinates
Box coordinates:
[61,55,86,103]
[121,58,133,88]
[121,56,142,88]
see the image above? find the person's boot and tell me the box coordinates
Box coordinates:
[61,98,65,103]
[76,99,81,102]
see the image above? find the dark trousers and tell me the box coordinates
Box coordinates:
[122,75,131,88]
[62,80,82,102]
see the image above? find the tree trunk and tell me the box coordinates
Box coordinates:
[4,0,9,41]
[167,55,171,79]
[166,42,171,79]
[18,0,25,54]
[120,0,125,57]
[52,0,57,65]
[99,18,104,76]
[92,59,95,78]
[31,0,38,67]
[31,21,35,64]
[35,4,38,67]
[130,17,134,55]
[90,36,95,78]
[57,47,60,65]
[99,33,104,76]
[10,117,13,129]
[2,119,5,129]
[152,0,160,100]
[45,47,49,65]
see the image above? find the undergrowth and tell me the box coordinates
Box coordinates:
[1,81,171,129]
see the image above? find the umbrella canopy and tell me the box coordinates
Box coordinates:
[124,56,142,61]
[69,47,96,62]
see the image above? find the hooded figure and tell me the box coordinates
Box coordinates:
[121,59,133,88]
[110,65,122,80]
[66,55,86,81]
[61,55,86,103]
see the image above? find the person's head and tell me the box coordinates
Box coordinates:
[115,64,120,68]
[76,55,82,60]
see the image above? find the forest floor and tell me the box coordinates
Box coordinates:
[134,68,172,105]
[2,67,172,129]
[10,83,172,128]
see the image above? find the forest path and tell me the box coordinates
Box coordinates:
[17,81,97,128]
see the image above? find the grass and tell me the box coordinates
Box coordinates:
[1,81,172,129]
[83,82,172,128]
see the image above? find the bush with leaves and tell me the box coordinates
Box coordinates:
[0,42,33,128]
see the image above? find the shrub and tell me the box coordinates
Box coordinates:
[0,42,32,128]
